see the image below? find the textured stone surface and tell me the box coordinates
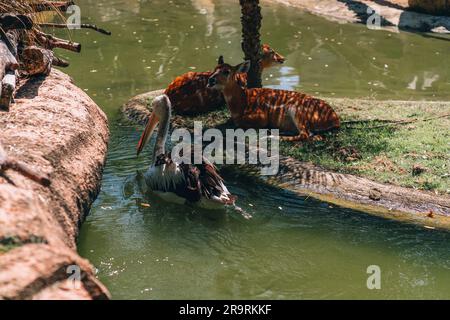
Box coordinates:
[0,69,110,299]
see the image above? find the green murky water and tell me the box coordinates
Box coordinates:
[62,0,450,299]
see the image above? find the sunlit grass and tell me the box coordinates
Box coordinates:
[281,99,450,194]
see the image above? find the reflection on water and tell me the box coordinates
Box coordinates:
[270,66,300,90]
[70,0,450,299]
[191,0,216,37]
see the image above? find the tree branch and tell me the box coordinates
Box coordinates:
[0,71,16,110]
[38,23,112,35]
[52,55,70,67]
[0,29,20,110]
[20,46,53,76]
[35,31,81,52]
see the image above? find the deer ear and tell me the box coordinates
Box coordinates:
[218,55,224,65]
[236,60,251,73]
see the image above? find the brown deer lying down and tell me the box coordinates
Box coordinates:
[165,44,285,115]
[206,58,341,141]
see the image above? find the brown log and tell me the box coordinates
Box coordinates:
[52,55,70,67]
[0,144,51,187]
[0,38,18,75]
[0,14,33,31]
[30,1,75,13]
[19,46,53,77]
[35,31,81,53]
[0,28,20,57]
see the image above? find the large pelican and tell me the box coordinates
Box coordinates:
[136,94,237,209]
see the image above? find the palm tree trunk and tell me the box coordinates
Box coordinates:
[239,0,262,88]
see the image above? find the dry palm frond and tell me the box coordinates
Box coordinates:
[0,1,72,111]
[0,1,33,14]
[0,0,69,41]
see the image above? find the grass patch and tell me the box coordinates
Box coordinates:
[281,99,450,194]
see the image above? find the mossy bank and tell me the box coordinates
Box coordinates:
[121,91,450,228]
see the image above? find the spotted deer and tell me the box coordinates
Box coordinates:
[165,44,285,115]
[207,58,340,141]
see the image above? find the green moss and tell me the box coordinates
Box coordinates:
[0,236,47,255]
[0,244,19,254]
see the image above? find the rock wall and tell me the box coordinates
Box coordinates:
[0,69,110,299]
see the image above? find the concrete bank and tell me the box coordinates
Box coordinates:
[262,0,450,33]
[0,69,110,299]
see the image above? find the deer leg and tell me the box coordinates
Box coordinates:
[310,134,324,142]
[280,119,311,141]
[234,113,269,129]
[280,132,309,142]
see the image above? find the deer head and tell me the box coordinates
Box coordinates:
[261,44,285,69]
[207,57,251,90]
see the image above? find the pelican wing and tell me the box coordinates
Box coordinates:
[146,154,236,206]
[197,160,237,205]
[177,163,202,202]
